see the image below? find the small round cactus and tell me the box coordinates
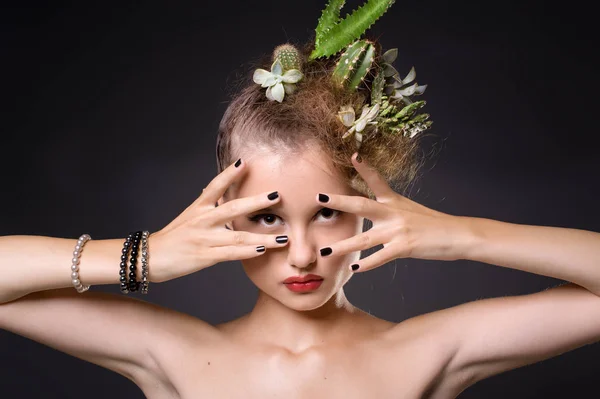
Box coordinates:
[273,43,303,72]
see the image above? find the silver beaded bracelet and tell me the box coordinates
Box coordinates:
[71,234,92,293]
[140,230,150,294]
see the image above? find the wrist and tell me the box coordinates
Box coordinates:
[146,232,165,283]
[449,215,485,261]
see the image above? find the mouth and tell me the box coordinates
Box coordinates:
[283,279,323,292]
[283,274,324,284]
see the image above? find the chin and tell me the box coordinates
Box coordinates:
[276,283,336,311]
[279,295,331,311]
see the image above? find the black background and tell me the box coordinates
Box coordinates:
[1,1,599,398]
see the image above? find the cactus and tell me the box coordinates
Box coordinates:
[310,0,396,60]
[331,40,376,91]
[253,44,304,103]
[314,0,346,50]
[374,94,432,138]
[273,44,303,72]
[370,65,385,105]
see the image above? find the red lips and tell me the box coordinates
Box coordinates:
[283,274,323,284]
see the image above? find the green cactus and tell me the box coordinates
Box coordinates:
[331,40,376,91]
[314,0,346,50]
[310,0,396,60]
[273,44,303,72]
[370,65,385,105]
[374,95,432,138]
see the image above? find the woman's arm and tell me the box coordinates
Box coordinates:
[0,235,144,303]
[458,216,600,296]
[428,217,600,387]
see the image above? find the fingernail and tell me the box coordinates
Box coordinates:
[351,264,360,271]
[267,191,279,200]
[356,154,362,163]
[256,246,266,253]
[320,247,332,256]
[275,235,288,244]
[318,193,329,203]
[235,158,242,167]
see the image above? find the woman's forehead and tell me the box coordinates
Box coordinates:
[233,149,353,199]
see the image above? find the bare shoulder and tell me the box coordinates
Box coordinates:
[379,307,476,399]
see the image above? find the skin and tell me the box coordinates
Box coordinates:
[3,137,600,397]
[219,145,389,351]
[0,144,470,398]
[158,144,462,398]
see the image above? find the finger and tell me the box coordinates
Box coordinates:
[349,245,397,273]
[351,152,395,201]
[199,158,245,206]
[211,244,271,262]
[319,229,387,258]
[209,190,280,224]
[316,192,381,219]
[210,230,289,248]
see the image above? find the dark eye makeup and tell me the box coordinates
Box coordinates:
[247,207,340,226]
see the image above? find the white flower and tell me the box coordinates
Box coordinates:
[337,103,380,148]
[253,59,303,103]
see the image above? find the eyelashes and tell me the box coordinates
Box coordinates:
[247,208,341,227]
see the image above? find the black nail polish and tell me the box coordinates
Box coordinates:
[234,158,242,167]
[256,246,266,253]
[275,235,288,244]
[351,264,360,271]
[320,247,332,256]
[318,193,329,203]
[356,154,362,163]
[268,191,279,200]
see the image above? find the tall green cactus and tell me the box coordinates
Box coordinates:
[314,0,346,50]
[331,40,376,91]
[310,0,396,60]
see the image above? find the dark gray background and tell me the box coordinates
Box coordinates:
[1,1,599,398]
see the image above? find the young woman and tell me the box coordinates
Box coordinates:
[2,2,600,398]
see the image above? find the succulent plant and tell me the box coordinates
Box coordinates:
[337,102,380,148]
[380,48,427,105]
[375,95,432,138]
[273,43,303,71]
[253,0,432,141]
[310,0,396,60]
[253,44,304,103]
[331,39,376,91]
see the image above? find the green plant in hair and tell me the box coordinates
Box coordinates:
[310,0,396,60]
[253,44,304,103]
[252,0,432,145]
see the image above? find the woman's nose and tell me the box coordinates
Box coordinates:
[286,230,317,269]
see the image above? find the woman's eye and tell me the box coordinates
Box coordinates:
[317,207,340,220]
[247,209,340,227]
[248,214,282,227]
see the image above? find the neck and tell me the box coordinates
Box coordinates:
[243,287,361,353]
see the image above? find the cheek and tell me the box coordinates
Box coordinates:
[240,249,286,289]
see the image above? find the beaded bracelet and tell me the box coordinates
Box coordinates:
[71,234,92,293]
[119,232,134,294]
[140,230,150,294]
[128,231,142,292]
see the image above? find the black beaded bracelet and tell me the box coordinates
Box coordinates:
[119,232,134,294]
[128,231,143,292]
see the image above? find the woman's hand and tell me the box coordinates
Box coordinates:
[147,158,288,282]
[317,153,474,272]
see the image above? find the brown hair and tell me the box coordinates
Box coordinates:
[216,37,432,198]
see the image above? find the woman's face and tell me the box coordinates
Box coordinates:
[227,146,364,311]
